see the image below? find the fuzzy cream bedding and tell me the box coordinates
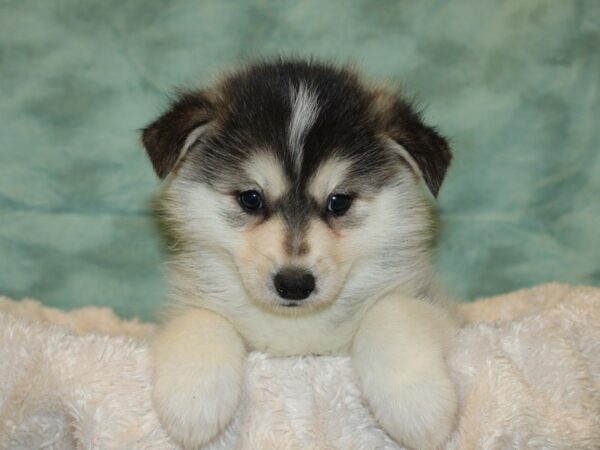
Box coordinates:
[1,283,599,450]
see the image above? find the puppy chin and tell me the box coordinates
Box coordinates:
[259,290,343,316]
[253,293,318,314]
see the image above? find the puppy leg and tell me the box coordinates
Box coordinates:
[152,308,246,449]
[352,296,457,450]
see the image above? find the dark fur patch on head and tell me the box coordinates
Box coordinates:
[141,58,452,198]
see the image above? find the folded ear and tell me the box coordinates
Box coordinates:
[373,91,452,197]
[141,91,214,178]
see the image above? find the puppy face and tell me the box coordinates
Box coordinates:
[143,60,451,316]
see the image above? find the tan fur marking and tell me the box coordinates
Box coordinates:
[308,157,353,202]
[244,153,289,202]
[236,215,288,304]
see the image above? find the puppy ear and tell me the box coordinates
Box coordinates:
[141,91,214,178]
[373,91,452,197]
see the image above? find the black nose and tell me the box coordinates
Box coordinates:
[273,268,316,301]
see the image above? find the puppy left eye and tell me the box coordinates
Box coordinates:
[238,190,265,213]
[327,194,353,216]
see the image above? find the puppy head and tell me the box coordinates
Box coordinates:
[142,60,451,314]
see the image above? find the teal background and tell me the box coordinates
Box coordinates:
[1,0,599,320]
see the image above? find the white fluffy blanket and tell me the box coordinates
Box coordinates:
[1,284,599,450]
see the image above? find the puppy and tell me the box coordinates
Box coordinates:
[143,59,458,450]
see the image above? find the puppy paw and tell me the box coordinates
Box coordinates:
[152,309,246,449]
[352,295,459,450]
[367,370,457,450]
[153,363,242,449]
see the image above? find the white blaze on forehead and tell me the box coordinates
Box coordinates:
[308,156,353,201]
[288,83,320,172]
[244,152,289,200]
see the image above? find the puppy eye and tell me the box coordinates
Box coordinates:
[238,190,265,213]
[327,194,353,216]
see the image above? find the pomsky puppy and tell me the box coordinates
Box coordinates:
[143,59,458,450]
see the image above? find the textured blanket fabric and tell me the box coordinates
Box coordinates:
[1,284,599,449]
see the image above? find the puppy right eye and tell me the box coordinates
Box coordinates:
[327,193,353,216]
[238,190,265,213]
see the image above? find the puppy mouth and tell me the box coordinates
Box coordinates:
[273,293,319,309]
[272,300,317,314]
[280,301,300,308]
[275,297,311,308]
[276,298,316,308]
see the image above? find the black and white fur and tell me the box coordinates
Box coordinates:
[143,59,458,450]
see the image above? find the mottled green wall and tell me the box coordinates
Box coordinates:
[1,0,598,320]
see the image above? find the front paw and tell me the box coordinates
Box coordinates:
[364,369,457,450]
[153,362,242,449]
[152,310,246,449]
[351,296,459,450]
